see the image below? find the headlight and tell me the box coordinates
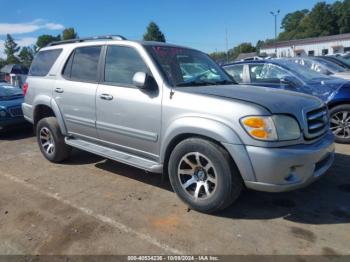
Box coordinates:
[241,115,301,141]
[0,110,7,118]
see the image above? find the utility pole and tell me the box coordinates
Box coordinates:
[225,28,229,63]
[270,10,280,57]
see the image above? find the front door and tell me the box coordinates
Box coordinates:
[96,45,161,159]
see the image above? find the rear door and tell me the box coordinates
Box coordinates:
[53,45,102,138]
[96,44,162,159]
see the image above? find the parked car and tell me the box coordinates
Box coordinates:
[0,64,28,88]
[316,56,350,70]
[325,55,350,69]
[0,82,27,132]
[289,57,350,81]
[23,36,334,213]
[223,59,350,144]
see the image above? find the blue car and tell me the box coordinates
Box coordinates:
[0,82,27,132]
[223,59,350,144]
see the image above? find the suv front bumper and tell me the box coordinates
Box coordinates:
[225,131,335,193]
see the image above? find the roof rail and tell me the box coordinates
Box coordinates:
[47,35,127,47]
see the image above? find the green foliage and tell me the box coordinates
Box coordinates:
[209,51,228,62]
[62,28,78,40]
[228,42,256,60]
[143,22,166,42]
[0,58,6,69]
[209,42,257,62]
[277,0,350,42]
[18,46,35,68]
[4,34,20,64]
[36,34,61,49]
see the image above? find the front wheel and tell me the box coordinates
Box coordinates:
[168,138,242,213]
[330,105,350,144]
[36,117,71,163]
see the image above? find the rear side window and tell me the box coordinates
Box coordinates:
[29,49,62,76]
[63,46,102,82]
[104,46,149,86]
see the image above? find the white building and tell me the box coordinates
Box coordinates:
[260,33,350,57]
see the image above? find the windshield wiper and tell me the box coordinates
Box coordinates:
[213,79,236,85]
[175,80,216,87]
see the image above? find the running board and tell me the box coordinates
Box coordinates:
[65,138,163,173]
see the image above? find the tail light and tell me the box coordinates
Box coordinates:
[23,82,29,96]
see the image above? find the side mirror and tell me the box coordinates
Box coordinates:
[133,72,148,89]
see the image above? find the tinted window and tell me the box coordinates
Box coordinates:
[249,64,290,83]
[70,46,102,82]
[104,46,149,85]
[29,49,62,76]
[225,65,244,82]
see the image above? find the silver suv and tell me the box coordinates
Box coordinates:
[22,36,335,213]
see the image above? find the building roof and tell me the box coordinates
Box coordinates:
[235,52,258,61]
[261,33,350,49]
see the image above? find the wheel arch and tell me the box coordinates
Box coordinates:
[33,96,67,135]
[161,117,243,169]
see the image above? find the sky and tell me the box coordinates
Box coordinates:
[0,0,337,58]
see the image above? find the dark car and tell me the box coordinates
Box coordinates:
[317,56,350,70]
[223,59,350,143]
[0,82,27,132]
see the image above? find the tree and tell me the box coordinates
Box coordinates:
[332,0,350,34]
[0,58,6,69]
[18,46,35,68]
[143,22,166,42]
[36,34,61,49]
[4,34,20,64]
[208,51,227,63]
[62,28,78,40]
[228,42,256,60]
[278,9,309,40]
[301,2,337,37]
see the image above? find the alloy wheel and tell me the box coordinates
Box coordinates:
[39,127,55,155]
[177,152,217,200]
[331,111,350,139]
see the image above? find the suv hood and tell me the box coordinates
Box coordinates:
[178,84,323,114]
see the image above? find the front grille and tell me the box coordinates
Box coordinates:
[305,106,329,140]
[9,107,23,117]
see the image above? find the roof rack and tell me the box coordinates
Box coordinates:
[47,35,127,47]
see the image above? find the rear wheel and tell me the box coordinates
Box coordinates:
[168,138,242,213]
[36,117,71,163]
[330,105,350,144]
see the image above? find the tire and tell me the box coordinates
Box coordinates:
[168,138,242,213]
[329,104,350,144]
[36,117,71,163]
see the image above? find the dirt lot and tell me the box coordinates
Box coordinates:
[0,128,349,255]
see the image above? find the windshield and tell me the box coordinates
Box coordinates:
[333,56,350,68]
[0,85,23,100]
[273,59,332,82]
[312,57,347,72]
[146,45,234,87]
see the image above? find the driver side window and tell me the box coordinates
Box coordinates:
[104,45,150,86]
[249,63,289,83]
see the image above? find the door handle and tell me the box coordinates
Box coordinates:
[54,87,64,93]
[99,94,113,101]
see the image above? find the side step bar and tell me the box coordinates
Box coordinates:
[65,138,163,173]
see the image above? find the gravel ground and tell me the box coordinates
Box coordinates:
[0,128,349,255]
